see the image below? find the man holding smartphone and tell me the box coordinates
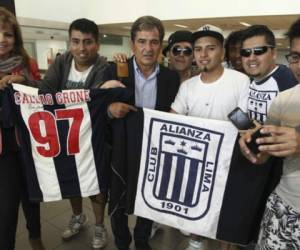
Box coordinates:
[239,18,300,250]
[240,25,297,124]
[239,23,300,249]
[240,25,297,206]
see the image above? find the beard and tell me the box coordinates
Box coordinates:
[248,72,260,78]
[203,66,208,72]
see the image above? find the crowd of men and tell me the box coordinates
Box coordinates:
[1,11,300,250]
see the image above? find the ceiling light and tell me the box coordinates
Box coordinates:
[277,42,283,46]
[103,34,107,38]
[239,22,251,27]
[174,24,188,28]
[123,26,131,30]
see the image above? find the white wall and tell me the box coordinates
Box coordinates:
[277,49,289,66]
[34,37,132,69]
[15,0,300,24]
[15,0,89,23]
[35,40,67,70]
[90,0,300,24]
[100,37,132,61]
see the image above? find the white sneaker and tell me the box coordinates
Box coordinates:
[92,224,108,249]
[62,213,88,240]
[180,229,191,236]
[150,222,161,239]
[186,239,205,250]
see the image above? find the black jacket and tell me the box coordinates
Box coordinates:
[105,58,180,214]
[103,57,180,111]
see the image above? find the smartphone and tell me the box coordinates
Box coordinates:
[228,107,261,154]
[116,62,129,78]
[227,107,255,130]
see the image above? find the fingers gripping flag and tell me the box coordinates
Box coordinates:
[134,108,238,240]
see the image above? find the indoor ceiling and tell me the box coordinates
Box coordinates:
[99,14,300,49]
[20,14,300,49]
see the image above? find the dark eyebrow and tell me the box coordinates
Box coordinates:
[194,44,218,49]
[290,51,300,55]
[206,45,218,48]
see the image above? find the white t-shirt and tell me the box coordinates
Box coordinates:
[171,68,249,121]
[66,60,94,89]
[248,65,297,123]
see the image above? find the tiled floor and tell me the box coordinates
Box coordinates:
[15,199,221,250]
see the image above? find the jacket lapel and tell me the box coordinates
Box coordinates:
[155,65,164,110]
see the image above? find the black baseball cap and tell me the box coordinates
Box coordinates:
[162,30,193,56]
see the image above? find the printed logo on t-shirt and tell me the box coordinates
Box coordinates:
[66,59,94,89]
[248,87,278,123]
[66,80,85,89]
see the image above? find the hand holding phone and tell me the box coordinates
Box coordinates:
[227,107,263,154]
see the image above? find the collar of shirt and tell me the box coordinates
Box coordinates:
[133,57,160,80]
[253,65,279,85]
[133,57,160,109]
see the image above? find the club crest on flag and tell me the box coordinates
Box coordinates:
[141,118,224,220]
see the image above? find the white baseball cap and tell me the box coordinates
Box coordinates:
[192,24,224,44]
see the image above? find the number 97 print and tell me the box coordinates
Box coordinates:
[28,108,84,157]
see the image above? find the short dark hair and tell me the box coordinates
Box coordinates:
[241,25,276,47]
[286,18,300,45]
[69,18,99,42]
[130,15,164,43]
[225,29,244,62]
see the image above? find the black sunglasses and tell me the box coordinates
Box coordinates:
[240,45,275,57]
[285,52,300,64]
[171,46,193,56]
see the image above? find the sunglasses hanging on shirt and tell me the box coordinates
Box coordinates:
[171,46,193,56]
[240,45,275,57]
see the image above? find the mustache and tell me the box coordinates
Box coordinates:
[142,53,154,57]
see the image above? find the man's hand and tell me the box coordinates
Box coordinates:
[257,125,300,157]
[108,102,137,118]
[238,120,261,136]
[113,53,128,63]
[239,130,269,164]
[0,74,25,90]
[99,80,126,89]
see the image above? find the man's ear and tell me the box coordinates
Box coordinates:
[272,48,277,61]
[130,40,135,53]
[221,47,225,62]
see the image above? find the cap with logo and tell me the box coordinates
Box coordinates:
[162,30,193,56]
[192,24,224,44]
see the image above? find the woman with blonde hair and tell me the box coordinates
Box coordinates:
[0,7,44,249]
